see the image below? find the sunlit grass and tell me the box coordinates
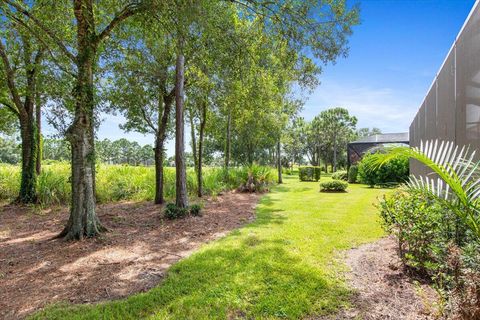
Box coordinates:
[0,163,276,205]
[30,175,388,319]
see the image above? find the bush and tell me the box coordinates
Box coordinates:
[331,170,348,181]
[189,204,202,216]
[298,166,321,182]
[357,152,409,187]
[320,180,348,192]
[164,203,189,220]
[348,165,358,183]
[378,189,480,317]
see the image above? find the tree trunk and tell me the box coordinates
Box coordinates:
[333,134,337,172]
[154,97,172,205]
[189,109,198,172]
[197,100,207,197]
[224,108,231,169]
[175,42,188,208]
[58,0,104,240]
[18,119,38,203]
[277,138,283,184]
[35,95,42,175]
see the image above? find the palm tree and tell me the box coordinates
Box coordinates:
[375,140,480,238]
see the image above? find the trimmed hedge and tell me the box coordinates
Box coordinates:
[348,165,358,183]
[331,170,348,181]
[320,180,348,192]
[299,166,321,181]
[358,152,409,187]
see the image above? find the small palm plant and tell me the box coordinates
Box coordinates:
[374,140,480,238]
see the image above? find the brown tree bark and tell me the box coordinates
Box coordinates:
[277,139,283,184]
[197,100,207,197]
[189,108,198,172]
[58,0,104,240]
[35,94,42,175]
[154,94,173,205]
[224,108,231,169]
[175,40,188,208]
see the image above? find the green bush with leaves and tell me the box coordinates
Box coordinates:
[376,140,480,318]
[331,170,348,181]
[320,180,348,192]
[357,152,409,187]
[298,166,321,181]
[348,165,358,183]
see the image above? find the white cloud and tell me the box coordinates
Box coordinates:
[301,81,422,133]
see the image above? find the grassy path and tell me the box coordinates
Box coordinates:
[33,175,388,320]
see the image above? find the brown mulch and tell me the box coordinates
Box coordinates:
[334,237,441,320]
[0,192,259,319]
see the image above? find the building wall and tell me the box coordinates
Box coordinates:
[410,1,480,176]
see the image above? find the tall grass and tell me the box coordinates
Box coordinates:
[0,163,276,205]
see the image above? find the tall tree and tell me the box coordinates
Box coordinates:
[316,107,357,172]
[0,12,44,203]
[2,0,147,239]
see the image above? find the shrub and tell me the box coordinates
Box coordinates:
[348,165,358,183]
[320,180,348,192]
[189,204,202,216]
[164,203,189,220]
[237,164,276,192]
[378,189,480,317]
[331,170,348,181]
[357,152,409,187]
[298,166,321,182]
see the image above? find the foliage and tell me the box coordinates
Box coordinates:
[348,165,358,183]
[376,140,480,318]
[164,203,189,220]
[331,170,348,181]
[299,166,321,182]
[237,164,276,193]
[357,152,409,187]
[189,204,202,217]
[0,136,20,164]
[0,163,275,205]
[30,175,387,320]
[320,180,348,192]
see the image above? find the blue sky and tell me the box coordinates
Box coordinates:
[45,0,476,156]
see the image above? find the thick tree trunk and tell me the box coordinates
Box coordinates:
[175,45,188,208]
[197,101,206,197]
[59,0,104,239]
[277,139,282,184]
[18,119,37,203]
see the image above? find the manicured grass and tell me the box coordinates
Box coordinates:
[31,175,388,320]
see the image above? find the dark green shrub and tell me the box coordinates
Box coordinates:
[357,152,409,187]
[331,170,348,181]
[164,203,189,220]
[189,204,202,216]
[298,166,321,181]
[320,180,348,192]
[348,165,358,183]
[378,189,480,317]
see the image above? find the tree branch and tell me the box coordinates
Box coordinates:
[2,0,76,62]
[95,3,142,46]
[0,39,25,117]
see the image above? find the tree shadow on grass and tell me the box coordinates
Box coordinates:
[33,238,350,320]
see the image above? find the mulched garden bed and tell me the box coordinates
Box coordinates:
[0,192,259,319]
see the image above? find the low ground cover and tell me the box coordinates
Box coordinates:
[30,175,387,319]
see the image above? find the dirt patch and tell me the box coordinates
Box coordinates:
[331,237,441,320]
[0,192,259,319]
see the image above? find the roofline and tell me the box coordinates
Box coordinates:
[414,0,480,122]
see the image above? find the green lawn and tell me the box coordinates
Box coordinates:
[32,175,388,320]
